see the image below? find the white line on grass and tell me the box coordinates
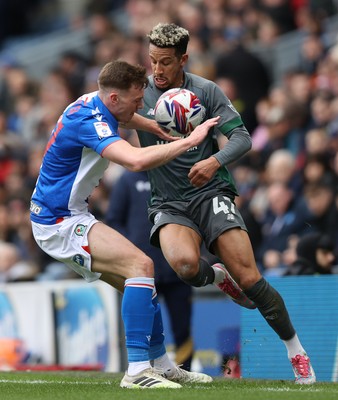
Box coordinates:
[0,379,112,385]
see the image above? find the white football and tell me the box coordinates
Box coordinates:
[154,88,205,137]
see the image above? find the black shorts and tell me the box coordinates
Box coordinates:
[148,189,247,251]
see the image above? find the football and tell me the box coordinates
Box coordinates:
[154,88,205,137]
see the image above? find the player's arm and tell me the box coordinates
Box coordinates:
[102,117,219,171]
[213,125,252,166]
[188,126,252,187]
[122,112,178,141]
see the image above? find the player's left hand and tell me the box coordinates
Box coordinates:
[122,113,180,141]
[150,121,180,141]
[188,156,221,187]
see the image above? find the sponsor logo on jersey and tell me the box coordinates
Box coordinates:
[154,212,162,224]
[74,224,87,236]
[227,214,235,221]
[94,121,112,138]
[227,101,238,114]
[187,145,198,152]
[72,254,84,266]
[147,108,155,116]
[30,201,42,215]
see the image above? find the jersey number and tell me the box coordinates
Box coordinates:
[212,196,235,215]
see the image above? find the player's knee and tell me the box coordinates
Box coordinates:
[233,263,261,290]
[134,254,154,277]
[238,273,261,290]
[176,264,196,280]
[173,256,199,280]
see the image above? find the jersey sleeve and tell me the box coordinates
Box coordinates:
[78,117,122,155]
[206,83,244,136]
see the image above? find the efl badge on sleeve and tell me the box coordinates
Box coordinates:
[93,122,112,138]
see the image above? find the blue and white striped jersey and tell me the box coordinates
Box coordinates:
[30,91,121,224]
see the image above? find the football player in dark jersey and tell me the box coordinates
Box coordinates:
[128,23,315,384]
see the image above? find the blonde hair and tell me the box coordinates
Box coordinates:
[148,23,189,56]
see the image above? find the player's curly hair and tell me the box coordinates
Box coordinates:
[97,60,148,91]
[147,23,189,57]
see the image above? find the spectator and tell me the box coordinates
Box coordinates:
[256,181,312,271]
[282,69,313,111]
[0,240,38,282]
[284,232,337,275]
[0,0,47,47]
[304,127,331,157]
[298,33,326,75]
[16,68,75,146]
[229,158,262,254]
[249,149,302,221]
[58,51,88,99]
[215,42,271,133]
[258,0,296,35]
[302,153,335,186]
[303,175,338,244]
[308,89,335,129]
[264,149,301,192]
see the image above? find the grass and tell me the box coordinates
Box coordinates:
[0,371,337,400]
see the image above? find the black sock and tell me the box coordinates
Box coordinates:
[180,258,215,287]
[244,277,296,340]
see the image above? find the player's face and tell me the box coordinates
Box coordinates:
[149,44,188,90]
[111,85,144,123]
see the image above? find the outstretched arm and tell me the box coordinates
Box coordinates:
[122,113,178,141]
[103,117,220,171]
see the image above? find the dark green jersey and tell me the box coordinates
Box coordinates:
[137,72,243,205]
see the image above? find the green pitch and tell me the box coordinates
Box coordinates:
[1,371,337,400]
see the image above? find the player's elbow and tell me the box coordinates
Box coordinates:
[240,126,252,151]
[245,135,252,152]
[126,164,144,172]
[123,157,148,172]
[234,126,252,153]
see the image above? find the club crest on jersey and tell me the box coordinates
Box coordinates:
[154,212,162,224]
[74,224,87,236]
[94,121,112,138]
[73,254,84,266]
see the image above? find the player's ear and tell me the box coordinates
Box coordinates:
[110,92,119,105]
[180,53,188,67]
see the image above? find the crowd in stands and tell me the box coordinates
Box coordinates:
[0,0,337,282]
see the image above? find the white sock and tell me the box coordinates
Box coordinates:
[152,353,176,373]
[282,333,306,359]
[128,360,151,376]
